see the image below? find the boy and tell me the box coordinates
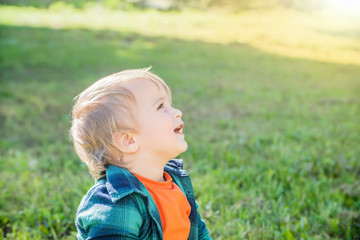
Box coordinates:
[71,68,212,239]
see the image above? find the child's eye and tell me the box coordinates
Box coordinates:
[157,103,164,110]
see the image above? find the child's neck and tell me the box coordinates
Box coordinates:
[125,154,169,182]
[112,151,171,182]
[130,165,166,182]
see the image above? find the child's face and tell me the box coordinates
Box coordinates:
[126,79,188,162]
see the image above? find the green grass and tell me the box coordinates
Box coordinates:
[0,5,359,240]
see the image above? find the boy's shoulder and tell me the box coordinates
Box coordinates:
[77,164,147,212]
[75,168,150,239]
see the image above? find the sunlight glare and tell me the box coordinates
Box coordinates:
[328,0,360,15]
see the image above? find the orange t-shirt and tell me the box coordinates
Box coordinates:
[133,172,191,240]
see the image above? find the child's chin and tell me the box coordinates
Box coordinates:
[173,143,188,158]
[179,142,188,153]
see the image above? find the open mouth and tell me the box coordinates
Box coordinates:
[174,123,184,134]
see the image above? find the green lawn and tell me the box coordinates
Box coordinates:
[0,5,359,240]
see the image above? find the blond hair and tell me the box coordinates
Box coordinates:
[70,68,171,179]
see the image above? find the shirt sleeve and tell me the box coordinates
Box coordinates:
[196,201,212,240]
[76,193,145,239]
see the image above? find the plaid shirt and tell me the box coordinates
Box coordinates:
[75,159,212,240]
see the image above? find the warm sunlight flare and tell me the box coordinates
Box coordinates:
[327,0,360,15]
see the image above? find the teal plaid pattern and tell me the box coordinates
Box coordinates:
[75,159,212,240]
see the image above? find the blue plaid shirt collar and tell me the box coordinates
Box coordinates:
[104,159,188,203]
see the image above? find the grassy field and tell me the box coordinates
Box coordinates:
[0,5,360,240]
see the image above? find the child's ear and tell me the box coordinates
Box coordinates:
[113,132,139,153]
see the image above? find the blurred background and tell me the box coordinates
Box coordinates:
[0,0,359,239]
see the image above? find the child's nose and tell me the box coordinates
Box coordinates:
[174,108,182,118]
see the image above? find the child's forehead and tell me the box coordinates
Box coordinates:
[125,79,159,93]
[124,79,170,101]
